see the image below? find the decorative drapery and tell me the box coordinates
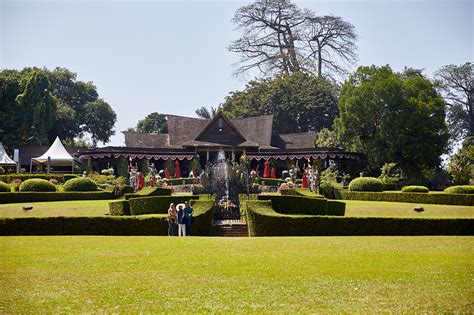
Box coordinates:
[79,153,194,160]
[245,153,360,161]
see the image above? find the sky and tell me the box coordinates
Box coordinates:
[1,0,473,147]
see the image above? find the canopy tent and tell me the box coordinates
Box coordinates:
[31,137,75,173]
[0,143,16,166]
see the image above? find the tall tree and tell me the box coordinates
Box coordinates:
[335,65,448,179]
[135,112,168,133]
[16,69,59,145]
[84,99,117,146]
[221,71,339,134]
[0,67,117,148]
[435,62,473,142]
[229,0,357,78]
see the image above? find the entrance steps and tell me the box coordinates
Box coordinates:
[211,221,249,237]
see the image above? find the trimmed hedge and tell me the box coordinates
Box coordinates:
[19,179,56,192]
[402,185,429,193]
[0,174,78,183]
[128,195,200,215]
[246,201,474,236]
[336,190,474,206]
[164,178,197,185]
[349,177,384,192]
[256,194,345,216]
[109,200,131,216]
[0,191,114,204]
[63,178,98,192]
[0,181,11,192]
[124,186,172,200]
[1,200,215,236]
[295,189,325,198]
[444,185,474,194]
[259,178,286,186]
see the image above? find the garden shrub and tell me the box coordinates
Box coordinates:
[444,185,474,194]
[256,194,344,216]
[0,181,11,192]
[336,190,474,206]
[349,177,384,192]
[0,191,115,204]
[63,178,98,192]
[19,179,56,192]
[124,186,172,200]
[0,201,215,236]
[401,185,429,193]
[245,201,474,236]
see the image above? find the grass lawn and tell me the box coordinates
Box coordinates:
[1,236,472,313]
[343,199,474,218]
[0,200,111,217]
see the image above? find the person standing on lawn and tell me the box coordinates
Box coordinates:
[167,203,178,236]
[183,201,194,236]
[177,204,186,237]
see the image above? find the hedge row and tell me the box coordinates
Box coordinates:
[0,191,115,204]
[110,195,201,216]
[0,201,215,236]
[124,186,172,200]
[336,190,474,206]
[0,174,79,183]
[259,178,286,186]
[246,201,474,236]
[256,195,345,216]
[164,178,198,185]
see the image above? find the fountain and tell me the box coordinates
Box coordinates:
[199,149,255,222]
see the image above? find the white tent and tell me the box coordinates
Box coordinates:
[31,137,75,173]
[0,143,17,166]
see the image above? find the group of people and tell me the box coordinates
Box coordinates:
[167,201,194,236]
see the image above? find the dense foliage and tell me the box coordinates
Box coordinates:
[63,178,98,192]
[446,140,473,185]
[401,186,429,193]
[0,67,116,150]
[18,179,56,192]
[444,185,474,194]
[129,112,168,133]
[335,66,448,179]
[221,72,339,134]
[349,177,384,192]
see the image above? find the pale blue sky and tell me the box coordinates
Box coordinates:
[1,0,473,146]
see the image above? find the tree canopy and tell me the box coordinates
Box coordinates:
[220,71,339,134]
[229,0,357,79]
[0,67,116,150]
[132,112,168,133]
[435,62,473,143]
[335,65,449,179]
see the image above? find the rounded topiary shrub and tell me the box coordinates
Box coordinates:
[19,178,56,192]
[349,177,384,192]
[401,185,429,193]
[0,181,11,192]
[63,178,98,192]
[444,185,474,194]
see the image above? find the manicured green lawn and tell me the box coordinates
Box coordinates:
[343,200,474,218]
[1,236,472,313]
[0,200,110,217]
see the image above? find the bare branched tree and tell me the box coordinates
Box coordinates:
[229,0,358,79]
[435,62,473,142]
